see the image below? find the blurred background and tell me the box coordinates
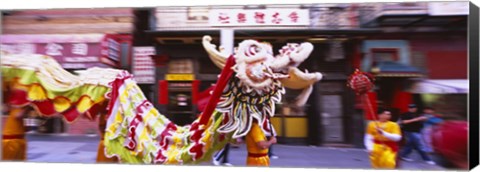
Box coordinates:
[0,1,469,169]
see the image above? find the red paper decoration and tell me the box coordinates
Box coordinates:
[347,69,374,95]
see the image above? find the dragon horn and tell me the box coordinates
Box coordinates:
[202,35,228,69]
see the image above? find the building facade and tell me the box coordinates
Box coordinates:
[132,4,376,147]
[1,2,468,147]
[131,2,468,147]
[357,2,468,123]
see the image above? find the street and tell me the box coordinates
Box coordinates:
[23,134,448,170]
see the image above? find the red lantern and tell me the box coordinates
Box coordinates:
[347,69,374,95]
[347,69,377,121]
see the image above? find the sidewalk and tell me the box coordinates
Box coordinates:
[24,134,447,170]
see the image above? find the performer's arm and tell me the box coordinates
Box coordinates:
[378,131,401,141]
[364,134,374,152]
[257,138,277,150]
[378,123,402,142]
[364,122,374,152]
[401,116,427,124]
[250,123,276,149]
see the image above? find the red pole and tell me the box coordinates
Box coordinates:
[198,56,236,125]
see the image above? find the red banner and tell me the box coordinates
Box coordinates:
[392,91,413,113]
[158,80,169,105]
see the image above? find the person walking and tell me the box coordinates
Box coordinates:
[421,107,443,153]
[399,104,436,165]
[364,109,402,169]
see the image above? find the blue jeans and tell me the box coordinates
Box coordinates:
[421,126,434,153]
[214,143,230,163]
[400,131,432,161]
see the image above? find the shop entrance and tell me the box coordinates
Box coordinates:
[319,82,346,144]
[166,81,196,126]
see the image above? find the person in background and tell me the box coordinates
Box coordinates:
[421,107,443,153]
[364,109,402,169]
[399,104,435,165]
[212,143,232,166]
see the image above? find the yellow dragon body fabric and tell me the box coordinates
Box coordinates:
[1,53,122,121]
[1,52,123,161]
[103,71,233,164]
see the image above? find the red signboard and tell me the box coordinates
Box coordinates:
[0,34,121,69]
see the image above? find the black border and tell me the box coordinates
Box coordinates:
[469,2,480,170]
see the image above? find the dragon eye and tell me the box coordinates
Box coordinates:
[256,47,261,52]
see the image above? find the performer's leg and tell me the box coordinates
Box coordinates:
[400,132,414,159]
[395,152,401,168]
[411,132,432,161]
[368,145,379,169]
[96,113,117,163]
[372,144,397,169]
[247,156,270,166]
[222,143,230,163]
[268,145,273,157]
[422,127,433,153]
[2,107,27,161]
[213,146,226,163]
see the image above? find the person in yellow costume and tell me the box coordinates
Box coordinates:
[2,106,29,160]
[96,113,118,163]
[364,109,402,169]
[245,121,277,166]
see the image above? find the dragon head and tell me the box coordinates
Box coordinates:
[204,36,317,92]
[202,35,323,138]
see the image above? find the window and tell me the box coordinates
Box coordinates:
[168,59,194,74]
[371,48,399,63]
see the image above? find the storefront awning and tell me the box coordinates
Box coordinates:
[408,79,469,94]
[373,61,424,78]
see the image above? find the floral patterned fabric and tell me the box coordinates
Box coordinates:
[103,72,231,164]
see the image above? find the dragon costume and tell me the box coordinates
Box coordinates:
[1,36,322,166]
[1,52,121,162]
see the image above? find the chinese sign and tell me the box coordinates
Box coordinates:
[0,42,110,69]
[0,34,122,69]
[133,47,156,84]
[209,9,309,26]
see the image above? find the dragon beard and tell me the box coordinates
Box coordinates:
[216,76,285,138]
